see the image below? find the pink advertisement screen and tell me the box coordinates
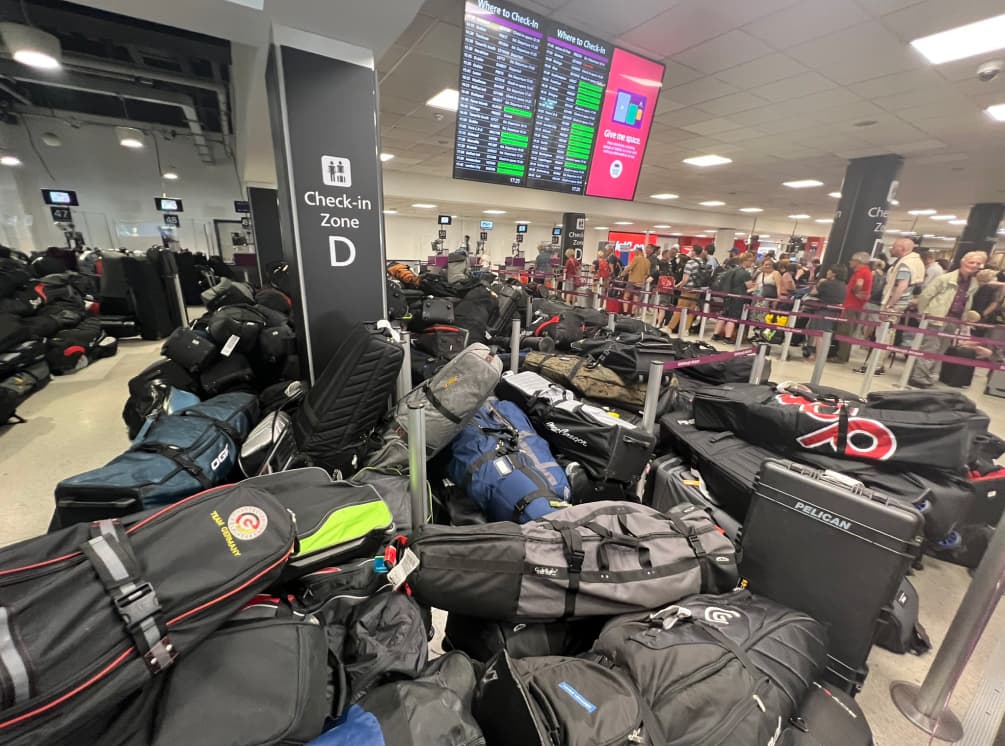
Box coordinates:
[585,48,664,200]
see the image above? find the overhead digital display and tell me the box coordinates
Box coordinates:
[42,189,78,206]
[453,0,664,201]
[155,197,183,212]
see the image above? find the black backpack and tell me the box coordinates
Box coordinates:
[690,259,713,288]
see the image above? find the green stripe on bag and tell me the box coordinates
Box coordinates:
[296,501,393,557]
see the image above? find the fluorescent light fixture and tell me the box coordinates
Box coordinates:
[908,209,937,215]
[116,126,144,149]
[884,228,899,233]
[923,234,936,238]
[949,219,967,225]
[162,167,179,180]
[0,155,21,167]
[890,199,900,206]
[931,214,956,221]
[788,214,811,219]
[649,193,679,200]
[909,13,1005,65]
[760,235,771,239]
[0,23,61,70]
[483,209,506,215]
[653,224,671,229]
[412,203,436,208]
[985,104,1005,122]
[426,88,459,112]
[783,179,824,189]
[900,231,915,236]
[683,154,732,167]
[699,200,726,207]
[515,220,531,224]
[614,221,634,225]
[383,209,398,214]
[379,152,395,162]
[594,226,610,230]
[815,218,834,224]
[735,232,746,236]
[739,207,763,213]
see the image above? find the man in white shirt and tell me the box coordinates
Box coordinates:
[919,249,944,288]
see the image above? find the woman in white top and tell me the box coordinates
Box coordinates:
[754,258,782,299]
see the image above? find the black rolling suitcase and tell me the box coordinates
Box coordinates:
[779,680,874,745]
[123,254,174,340]
[645,454,741,540]
[939,345,976,388]
[293,321,403,474]
[739,459,924,694]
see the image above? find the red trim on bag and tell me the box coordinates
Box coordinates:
[535,316,559,336]
[0,547,293,731]
[423,325,462,333]
[0,648,134,730]
[971,469,1005,482]
[33,284,47,303]
[0,485,231,578]
[63,345,86,357]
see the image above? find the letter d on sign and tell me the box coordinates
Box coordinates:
[329,236,356,267]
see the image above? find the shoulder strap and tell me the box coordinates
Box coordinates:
[131,444,213,488]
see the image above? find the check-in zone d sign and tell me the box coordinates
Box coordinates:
[275,44,386,338]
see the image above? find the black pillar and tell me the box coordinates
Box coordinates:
[562,212,585,260]
[266,29,386,382]
[248,187,283,285]
[822,153,904,268]
[954,203,1004,266]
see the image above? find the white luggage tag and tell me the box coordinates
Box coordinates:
[387,548,420,590]
[220,334,240,357]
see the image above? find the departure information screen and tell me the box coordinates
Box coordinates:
[453,0,664,201]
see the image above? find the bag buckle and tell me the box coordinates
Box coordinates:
[568,549,585,574]
[114,582,160,627]
[649,605,691,630]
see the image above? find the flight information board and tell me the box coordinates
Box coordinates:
[453,0,664,201]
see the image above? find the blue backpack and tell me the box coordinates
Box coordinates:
[447,398,570,523]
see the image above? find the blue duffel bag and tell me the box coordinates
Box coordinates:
[53,392,259,527]
[447,398,570,523]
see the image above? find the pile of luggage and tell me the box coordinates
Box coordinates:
[119,277,298,438]
[0,256,119,424]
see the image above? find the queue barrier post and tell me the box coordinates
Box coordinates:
[779,299,801,363]
[809,331,832,386]
[595,281,603,311]
[678,307,689,341]
[734,305,749,350]
[891,508,1005,741]
[396,331,412,401]
[749,343,770,384]
[698,289,711,341]
[897,317,928,389]
[407,402,428,528]
[608,313,616,332]
[525,294,534,328]
[640,285,652,323]
[510,318,521,374]
[636,359,665,500]
[858,320,890,398]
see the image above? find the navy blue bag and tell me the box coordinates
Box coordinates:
[54,392,259,527]
[446,398,570,523]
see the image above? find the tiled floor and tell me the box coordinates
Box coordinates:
[2,335,1003,745]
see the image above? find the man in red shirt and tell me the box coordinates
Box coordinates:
[835,252,873,363]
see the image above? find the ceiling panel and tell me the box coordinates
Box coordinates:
[879,0,1005,42]
[563,0,680,38]
[848,68,944,98]
[662,76,739,105]
[411,20,463,64]
[696,91,770,116]
[743,0,871,45]
[749,71,839,103]
[672,30,773,75]
[787,23,919,84]
[679,117,745,135]
[713,53,807,89]
[618,4,735,58]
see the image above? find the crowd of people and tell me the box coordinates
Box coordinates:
[540,237,1004,388]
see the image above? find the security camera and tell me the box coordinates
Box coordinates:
[977,60,1002,82]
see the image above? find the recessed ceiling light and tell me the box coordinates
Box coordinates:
[949,219,967,225]
[594,226,610,230]
[828,192,842,198]
[985,104,1005,122]
[739,207,763,213]
[426,88,459,112]
[910,13,1005,65]
[653,224,671,229]
[412,203,436,209]
[783,180,824,189]
[0,23,62,70]
[931,214,956,221]
[614,221,634,225]
[683,154,732,167]
[788,214,811,219]
[483,209,506,215]
[162,167,179,180]
[379,153,395,162]
[908,209,937,215]
[890,199,900,206]
[116,126,144,149]
[815,218,834,224]
[0,155,21,167]
[699,200,726,207]
[383,209,398,214]
[650,193,679,200]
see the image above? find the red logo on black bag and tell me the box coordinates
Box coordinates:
[775,392,898,461]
